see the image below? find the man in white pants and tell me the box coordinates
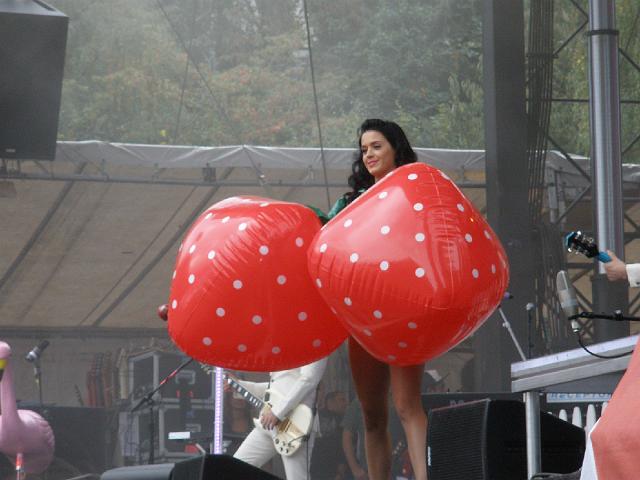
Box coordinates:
[232,357,328,480]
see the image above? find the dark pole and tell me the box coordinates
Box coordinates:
[480,0,532,390]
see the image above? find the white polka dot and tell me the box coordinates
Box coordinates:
[457,203,465,212]
[319,243,328,253]
[408,322,417,329]
[188,274,195,284]
[388,355,397,361]
[260,202,269,207]
[272,346,281,354]
[465,233,473,243]
[415,268,425,278]
[222,216,230,223]
[277,275,287,285]
[373,310,383,319]
[295,237,304,247]
[472,269,480,279]
[312,339,322,348]
[205,212,213,220]
[238,222,247,231]
[415,233,425,242]
[380,261,389,271]
[398,341,408,348]
[350,253,359,263]
[344,219,353,228]
[171,300,178,309]
[172,270,176,279]
[208,250,216,260]
[378,191,388,199]
[237,344,247,352]
[491,264,496,274]
[408,173,418,180]
[202,337,212,346]
[344,297,352,306]
[216,307,225,317]
[316,278,322,288]
[413,203,424,211]
[298,312,308,321]
[380,225,390,235]
[363,329,372,337]
[189,244,196,254]
[259,245,269,255]
[233,279,243,289]
[484,230,491,239]
[252,315,263,325]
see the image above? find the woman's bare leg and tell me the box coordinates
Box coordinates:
[390,363,428,480]
[348,338,391,480]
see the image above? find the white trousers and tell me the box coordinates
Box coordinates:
[233,427,316,480]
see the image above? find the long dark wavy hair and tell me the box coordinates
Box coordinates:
[344,118,418,204]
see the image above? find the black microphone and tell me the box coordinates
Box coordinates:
[25,340,50,363]
[556,270,580,332]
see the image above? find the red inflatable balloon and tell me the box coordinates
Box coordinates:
[307,163,509,366]
[168,196,348,371]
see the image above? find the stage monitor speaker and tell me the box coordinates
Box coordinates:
[16,404,111,475]
[101,463,174,480]
[172,454,282,480]
[0,0,68,160]
[427,399,585,480]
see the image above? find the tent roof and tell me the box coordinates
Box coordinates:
[1,141,636,335]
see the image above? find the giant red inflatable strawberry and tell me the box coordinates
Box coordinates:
[168,196,348,371]
[307,163,509,365]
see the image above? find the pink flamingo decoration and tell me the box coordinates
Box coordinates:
[0,341,54,475]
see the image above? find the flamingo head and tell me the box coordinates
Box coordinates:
[0,341,11,382]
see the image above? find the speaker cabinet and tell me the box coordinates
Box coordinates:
[127,403,214,462]
[172,455,281,480]
[427,399,585,480]
[101,463,174,480]
[14,404,112,474]
[0,0,68,160]
[129,351,214,403]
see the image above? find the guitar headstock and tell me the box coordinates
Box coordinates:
[565,231,600,259]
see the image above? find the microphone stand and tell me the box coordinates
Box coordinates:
[32,357,43,407]
[497,305,527,362]
[130,357,194,464]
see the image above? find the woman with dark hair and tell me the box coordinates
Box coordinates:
[325,119,427,480]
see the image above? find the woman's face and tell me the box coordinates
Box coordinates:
[361,130,397,182]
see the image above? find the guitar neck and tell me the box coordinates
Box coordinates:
[226,376,265,409]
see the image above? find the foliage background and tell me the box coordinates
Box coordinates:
[50,0,640,161]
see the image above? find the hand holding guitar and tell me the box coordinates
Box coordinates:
[604,250,628,282]
[259,406,281,430]
[565,231,630,283]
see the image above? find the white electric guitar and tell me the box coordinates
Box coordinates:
[225,375,314,456]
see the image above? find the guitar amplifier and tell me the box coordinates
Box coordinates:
[129,351,213,404]
[123,403,214,463]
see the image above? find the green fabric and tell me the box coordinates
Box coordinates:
[308,189,364,224]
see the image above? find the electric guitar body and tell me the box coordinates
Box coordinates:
[226,376,313,456]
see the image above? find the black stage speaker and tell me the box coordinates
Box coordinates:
[16,404,112,474]
[172,455,282,480]
[0,0,68,160]
[427,399,585,480]
[101,463,174,480]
